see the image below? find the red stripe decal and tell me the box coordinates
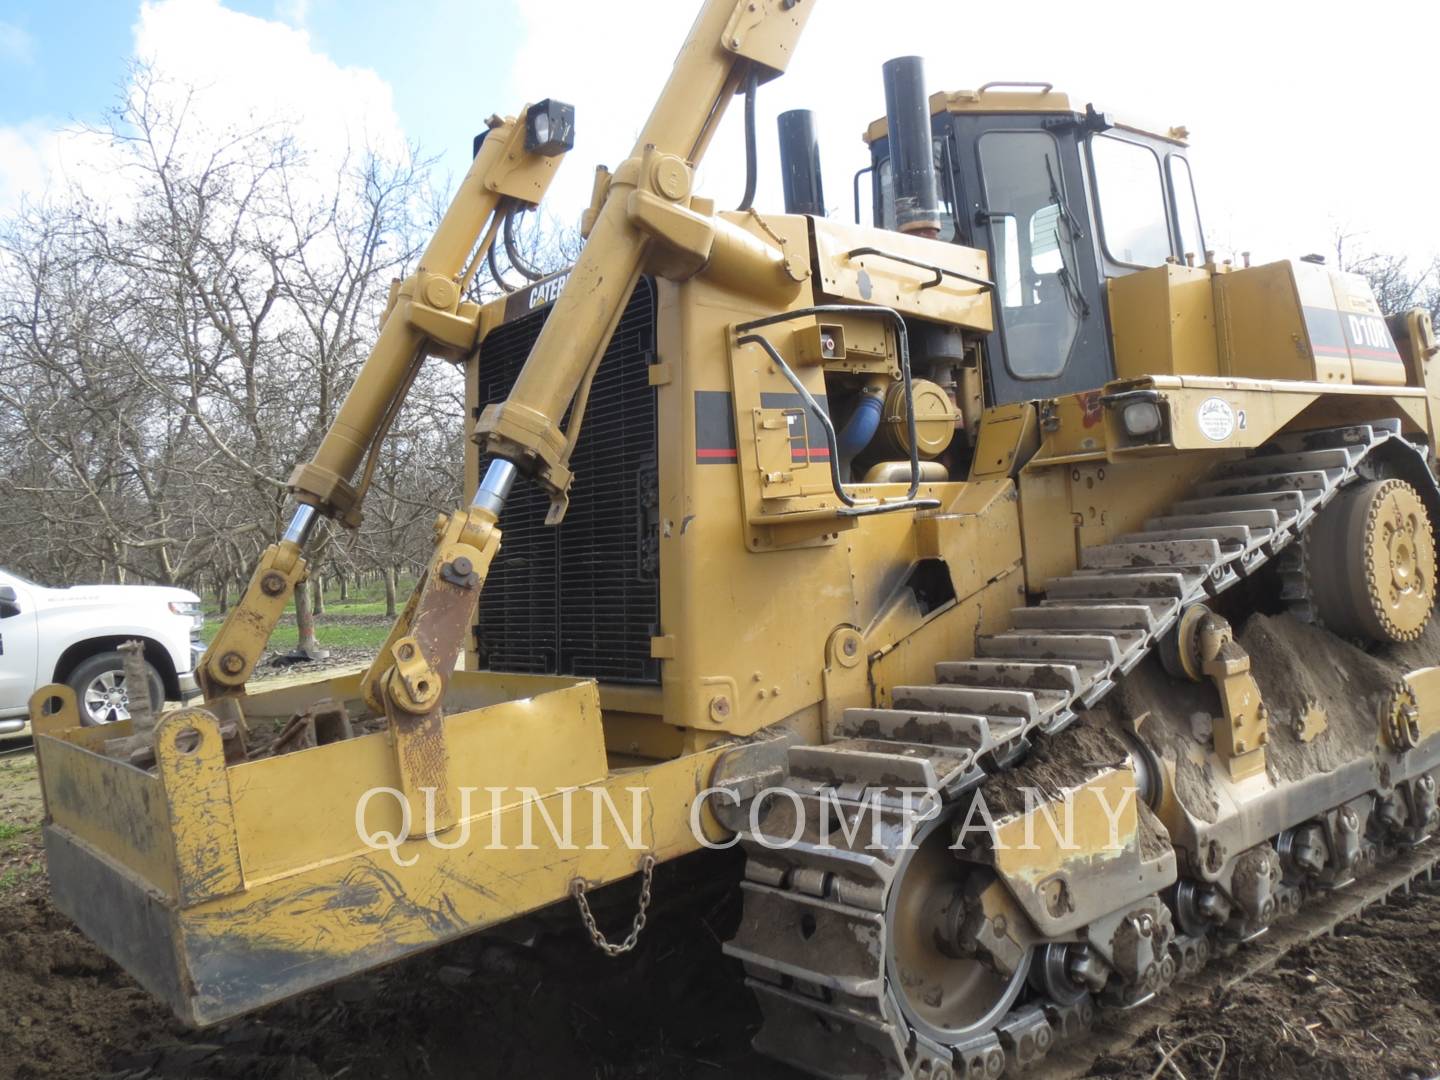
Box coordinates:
[1316,349,1404,362]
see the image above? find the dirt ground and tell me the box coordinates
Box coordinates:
[5,800,1440,1080]
[1088,888,1440,1080]
[5,621,1440,1080]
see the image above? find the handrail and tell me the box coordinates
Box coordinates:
[735,304,941,518]
[976,80,1055,94]
[845,246,995,292]
[852,165,874,226]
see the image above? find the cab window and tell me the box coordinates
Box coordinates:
[1091,135,1170,267]
[1168,154,1205,262]
[977,130,1085,380]
[876,141,960,242]
[877,157,895,230]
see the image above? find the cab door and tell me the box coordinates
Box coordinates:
[947,116,1113,406]
[0,572,40,718]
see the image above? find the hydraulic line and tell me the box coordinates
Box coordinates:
[487,239,517,293]
[736,68,759,212]
[503,207,546,282]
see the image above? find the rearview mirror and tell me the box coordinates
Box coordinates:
[0,585,19,619]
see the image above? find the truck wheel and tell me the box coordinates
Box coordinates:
[66,651,165,726]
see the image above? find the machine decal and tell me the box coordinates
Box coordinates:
[694,390,831,464]
[502,271,573,322]
[1197,397,1236,441]
[695,390,739,461]
[1303,306,1404,363]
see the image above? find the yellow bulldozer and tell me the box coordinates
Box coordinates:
[28,1,1440,1077]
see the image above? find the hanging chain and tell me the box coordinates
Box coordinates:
[571,854,656,957]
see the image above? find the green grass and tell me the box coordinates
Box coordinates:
[265,621,395,650]
[0,862,44,892]
[0,821,37,843]
[200,577,411,652]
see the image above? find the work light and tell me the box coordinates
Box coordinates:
[525,99,576,157]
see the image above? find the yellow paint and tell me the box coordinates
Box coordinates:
[1108,263,1219,380]
[863,87,1188,149]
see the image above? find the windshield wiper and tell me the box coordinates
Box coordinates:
[1042,154,1090,319]
[1057,257,1091,320]
[1045,154,1085,241]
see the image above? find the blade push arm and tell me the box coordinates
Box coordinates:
[198,103,574,700]
[363,0,815,826]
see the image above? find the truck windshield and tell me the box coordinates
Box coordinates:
[977,129,1084,380]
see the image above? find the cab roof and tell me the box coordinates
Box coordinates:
[863,85,1190,147]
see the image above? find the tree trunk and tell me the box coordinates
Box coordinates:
[384,565,398,618]
[294,580,326,659]
[217,576,229,615]
[313,573,326,616]
[338,572,349,603]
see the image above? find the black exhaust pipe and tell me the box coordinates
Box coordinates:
[777,109,826,216]
[882,56,940,238]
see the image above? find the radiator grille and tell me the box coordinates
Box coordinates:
[474,278,660,684]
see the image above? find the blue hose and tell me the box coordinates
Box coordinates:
[837,390,884,460]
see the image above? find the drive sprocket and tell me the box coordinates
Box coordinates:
[1307,477,1435,642]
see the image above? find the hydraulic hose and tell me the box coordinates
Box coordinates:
[737,68,759,211]
[487,239,517,293]
[837,388,884,461]
[503,207,545,282]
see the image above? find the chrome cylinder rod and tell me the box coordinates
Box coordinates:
[473,459,518,518]
[281,504,319,546]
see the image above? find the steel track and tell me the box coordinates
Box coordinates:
[724,420,1440,1080]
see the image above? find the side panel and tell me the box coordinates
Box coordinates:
[655,227,1017,737]
[1108,263,1219,380]
[1213,262,1334,382]
[1215,260,1407,387]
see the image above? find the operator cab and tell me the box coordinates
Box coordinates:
[866,84,1205,406]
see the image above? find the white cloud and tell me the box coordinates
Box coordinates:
[0,20,34,66]
[131,0,407,170]
[509,0,1440,265]
[0,120,118,214]
[0,0,408,214]
[274,0,311,27]
[0,124,49,208]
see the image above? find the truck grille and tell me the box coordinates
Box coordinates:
[473,278,660,684]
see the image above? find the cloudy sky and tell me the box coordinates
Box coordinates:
[2,0,1438,265]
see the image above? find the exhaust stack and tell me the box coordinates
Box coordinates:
[777,109,827,216]
[881,56,940,238]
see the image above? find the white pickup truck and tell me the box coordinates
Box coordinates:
[0,567,205,734]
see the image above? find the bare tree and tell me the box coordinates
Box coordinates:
[0,61,578,663]
[1334,229,1440,322]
